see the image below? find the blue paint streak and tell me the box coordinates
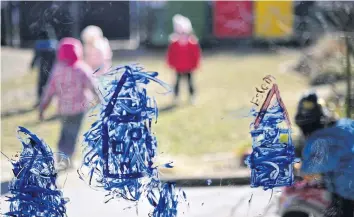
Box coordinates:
[245,101,297,190]
[206,179,212,186]
[149,182,179,217]
[79,64,182,216]
[5,126,68,217]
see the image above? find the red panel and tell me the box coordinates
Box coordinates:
[213,1,253,38]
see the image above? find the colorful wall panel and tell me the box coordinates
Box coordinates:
[254,1,294,39]
[213,1,253,38]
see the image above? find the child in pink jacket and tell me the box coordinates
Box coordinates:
[81,25,112,75]
[39,37,97,161]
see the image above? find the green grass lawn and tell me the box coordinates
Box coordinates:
[1,51,309,161]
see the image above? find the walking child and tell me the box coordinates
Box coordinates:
[167,14,201,104]
[81,25,112,75]
[39,37,97,162]
[30,26,57,107]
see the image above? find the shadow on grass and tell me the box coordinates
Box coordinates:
[24,114,60,127]
[159,104,178,113]
[158,101,194,113]
[8,103,182,127]
[1,107,36,118]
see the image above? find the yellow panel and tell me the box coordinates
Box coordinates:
[279,133,289,143]
[254,1,294,39]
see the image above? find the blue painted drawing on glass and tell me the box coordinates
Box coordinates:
[78,64,185,216]
[5,126,69,217]
[245,81,296,190]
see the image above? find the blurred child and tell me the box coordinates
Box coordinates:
[39,37,97,162]
[167,14,201,104]
[30,27,57,107]
[81,25,112,76]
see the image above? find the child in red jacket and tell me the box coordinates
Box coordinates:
[167,14,201,104]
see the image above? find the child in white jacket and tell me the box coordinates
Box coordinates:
[81,25,112,76]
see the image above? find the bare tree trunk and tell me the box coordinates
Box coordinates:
[69,1,80,39]
[345,35,352,117]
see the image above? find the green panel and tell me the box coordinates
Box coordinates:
[150,7,167,46]
[151,1,207,46]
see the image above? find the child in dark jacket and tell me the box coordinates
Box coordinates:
[167,14,201,104]
[30,27,58,107]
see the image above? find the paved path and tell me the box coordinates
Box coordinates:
[0,156,250,193]
[0,158,273,217]
[1,184,280,217]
